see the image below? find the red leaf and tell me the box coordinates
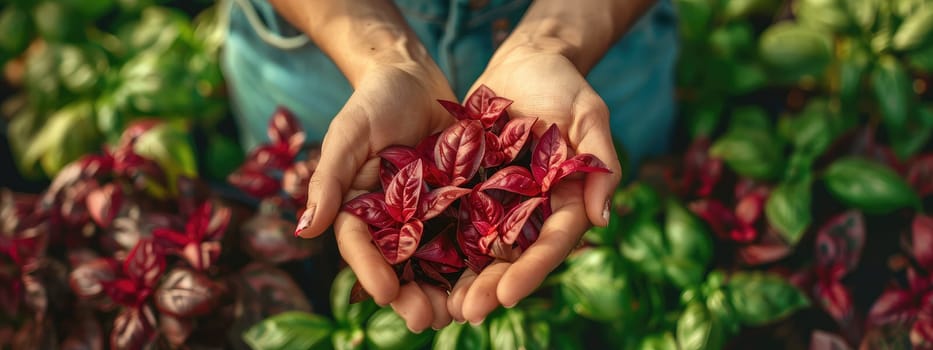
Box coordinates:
[419,186,471,221]
[550,154,611,191]
[479,166,541,196]
[60,309,103,350]
[816,280,854,323]
[180,241,221,271]
[517,208,546,250]
[238,263,312,316]
[283,161,313,205]
[159,313,194,348]
[438,100,470,121]
[497,117,536,164]
[434,120,485,186]
[908,155,933,197]
[815,211,866,280]
[499,197,546,245]
[103,278,146,307]
[413,233,465,269]
[372,220,423,264]
[481,131,504,168]
[344,192,395,228]
[416,133,441,160]
[682,138,723,197]
[385,160,424,223]
[914,214,933,271]
[809,330,853,350]
[457,224,494,272]
[154,268,225,317]
[689,199,738,241]
[417,260,453,291]
[737,226,792,265]
[243,144,294,170]
[267,106,306,155]
[228,168,281,198]
[205,204,231,241]
[69,258,119,299]
[119,119,162,148]
[110,306,158,350]
[734,187,769,226]
[152,228,189,252]
[380,146,421,170]
[241,209,315,264]
[912,312,933,348]
[531,124,568,187]
[464,86,512,128]
[868,288,919,326]
[466,191,503,237]
[124,239,164,289]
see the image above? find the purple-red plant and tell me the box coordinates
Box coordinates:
[152,202,231,272]
[342,85,610,290]
[100,239,165,349]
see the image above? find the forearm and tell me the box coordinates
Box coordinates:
[497,0,656,74]
[268,0,435,85]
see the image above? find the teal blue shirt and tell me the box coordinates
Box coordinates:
[221,0,679,168]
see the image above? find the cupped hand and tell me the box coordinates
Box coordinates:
[448,45,623,323]
[297,62,456,332]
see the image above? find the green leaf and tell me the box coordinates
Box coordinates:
[638,332,678,350]
[332,328,365,350]
[675,0,712,42]
[664,200,713,287]
[795,0,853,32]
[907,42,933,71]
[32,2,85,43]
[133,122,199,194]
[559,247,630,321]
[722,0,779,21]
[433,322,488,350]
[892,6,933,52]
[710,129,783,180]
[726,272,809,326]
[728,62,768,95]
[847,0,878,31]
[242,311,335,350]
[872,55,912,131]
[488,308,548,350]
[890,106,933,159]
[331,268,378,328]
[759,22,833,82]
[0,6,32,57]
[613,182,663,220]
[620,217,666,279]
[708,22,755,59]
[676,302,726,350]
[729,106,772,133]
[824,157,920,213]
[778,103,837,156]
[117,7,192,56]
[6,103,42,177]
[705,289,741,335]
[365,308,433,350]
[22,100,99,177]
[765,176,813,245]
[57,44,109,95]
[685,99,723,138]
[837,39,871,111]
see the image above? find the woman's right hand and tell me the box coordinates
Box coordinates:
[296,59,457,332]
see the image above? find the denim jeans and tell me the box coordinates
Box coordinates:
[221,0,679,169]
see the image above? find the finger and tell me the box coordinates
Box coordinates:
[422,284,452,330]
[333,213,399,306]
[568,88,622,227]
[448,268,477,323]
[462,260,511,324]
[390,283,434,333]
[297,109,372,238]
[496,181,589,308]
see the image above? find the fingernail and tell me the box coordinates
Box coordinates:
[469,318,485,326]
[408,326,424,334]
[294,206,315,237]
[454,319,466,325]
[503,300,517,309]
[601,199,610,227]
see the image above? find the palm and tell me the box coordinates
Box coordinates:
[448,50,622,323]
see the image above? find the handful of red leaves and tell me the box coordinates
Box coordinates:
[342,86,610,290]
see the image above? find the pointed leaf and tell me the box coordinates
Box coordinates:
[478,166,540,196]
[434,120,485,186]
[907,155,933,197]
[871,55,911,130]
[552,154,611,190]
[372,221,423,264]
[242,311,334,350]
[205,204,231,241]
[124,239,165,289]
[267,107,306,154]
[86,183,123,228]
[228,168,280,198]
[497,117,536,163]
[152,228,189,251]
[868,289,917,326]
[913,214,933,270]
[344,192,395,228]
[727,271,810,326]
[379,146,421,170]
[824,157,919,214]
[419,186,471,221]
[154,268,224,317]
[815,211,865,280]
[531,124,568,186]
[499,197,545,245]
[111,306,158,350]
[414,233,466,269]
[809,330,853,350]
[457,224,494,272]
[438,100,470,120]
[385,160,424,223]
[466,191,503,236]
[481,131,504,168]
[465,85,512,127]
[815,280,854,323]
[69,258,119,299]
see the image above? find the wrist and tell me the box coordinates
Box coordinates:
[494,19,607,74]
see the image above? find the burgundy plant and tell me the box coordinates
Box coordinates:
[341,85,610,290]
[152,202,231,272]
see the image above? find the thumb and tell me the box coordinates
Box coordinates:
[296,111,372,238]
[570,89,622,227]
